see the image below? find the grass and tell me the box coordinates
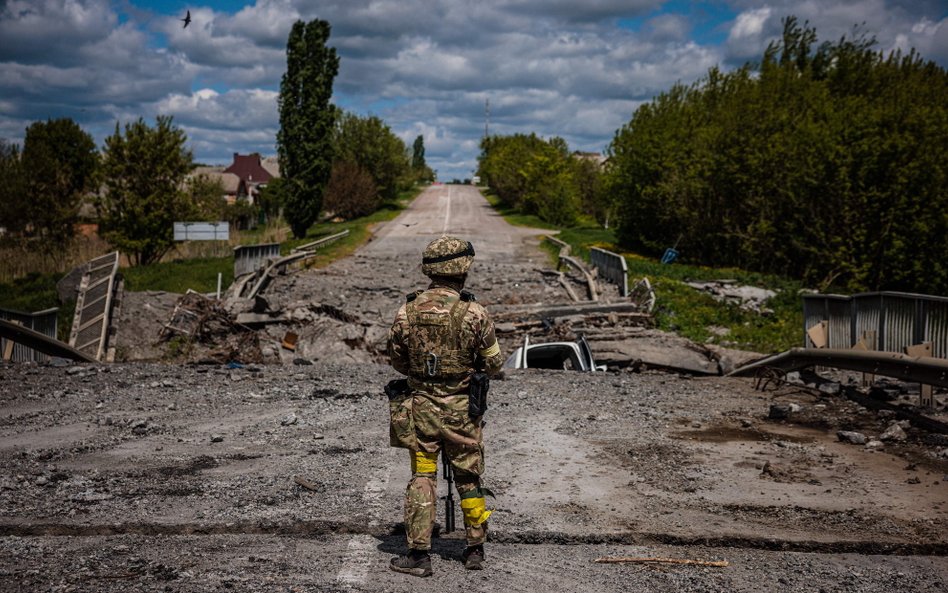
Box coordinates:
[124,186,426,291]
[489,200,803,354]
[283,187,424,269]
[481,192,559,230]
[0,272,76,342]
[122,257,234,294]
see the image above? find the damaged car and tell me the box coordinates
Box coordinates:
[503,334,606,372]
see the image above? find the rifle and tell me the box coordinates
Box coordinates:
[442,453,456,533]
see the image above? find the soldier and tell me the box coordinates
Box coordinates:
[387,235,504,577]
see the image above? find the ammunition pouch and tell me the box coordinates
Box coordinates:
[469,372,489,417]
[405,294,475,382]
[385,379,418,450]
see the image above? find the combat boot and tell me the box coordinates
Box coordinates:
[390,549,432,577]
[462,544,485,570]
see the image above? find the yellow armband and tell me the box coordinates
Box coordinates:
[479,341,500,358]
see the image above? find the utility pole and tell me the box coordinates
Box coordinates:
[484,98,490,139]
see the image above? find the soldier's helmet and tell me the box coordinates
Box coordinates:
[422,235,475,277]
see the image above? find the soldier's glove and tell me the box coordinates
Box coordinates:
[469,372,489,417]
[384,378,410,400]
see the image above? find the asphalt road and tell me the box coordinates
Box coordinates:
[2,185,947,592]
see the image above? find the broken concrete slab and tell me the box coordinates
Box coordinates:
[685,280,777,314]
[591,334,719,375]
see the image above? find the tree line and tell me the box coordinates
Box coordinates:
[606,17,948,294]
[478,17,946,295]
[0,17,433,269]
[477,134,608,227]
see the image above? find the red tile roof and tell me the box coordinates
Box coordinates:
[224,153,273,184]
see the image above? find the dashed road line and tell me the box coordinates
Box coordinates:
[336,465,394,587]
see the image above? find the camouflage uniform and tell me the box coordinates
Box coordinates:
[388,237,504,555]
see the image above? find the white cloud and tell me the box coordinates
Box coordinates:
[726,7,777,61]
[0,0,116,65]
[1,0,946,179]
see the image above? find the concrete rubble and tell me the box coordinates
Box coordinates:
[684,279,777,314]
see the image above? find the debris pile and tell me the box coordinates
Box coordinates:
[685,280,777,314]
[158,291,262,364]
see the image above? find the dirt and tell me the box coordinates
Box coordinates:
[2,185,948,592]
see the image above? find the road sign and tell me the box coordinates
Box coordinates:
[174,222,230,241]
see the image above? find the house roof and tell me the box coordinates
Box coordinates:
[224,153,273,184]
[190,167,242,193]
[261,156,280,178]
[572,151,608,167]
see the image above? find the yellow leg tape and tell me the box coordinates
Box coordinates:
[479,341,501,358]
[460,497,493,527]
[411,451,439,475]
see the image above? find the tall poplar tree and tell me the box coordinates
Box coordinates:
[411,135,426,171]
[278,19,339,238]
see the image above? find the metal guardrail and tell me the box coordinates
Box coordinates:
[234,243,281,277]
[590,247,629,297]
[69,252,120,361]
[803,291,948,358]
[0,307,58,362]
[291,230,349,253]
[729,347,948,390]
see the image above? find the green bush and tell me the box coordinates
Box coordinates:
[606,16,948,294]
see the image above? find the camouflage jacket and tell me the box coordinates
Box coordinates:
[388,282,503,396]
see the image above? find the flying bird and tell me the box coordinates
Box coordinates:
[181,10,191,28]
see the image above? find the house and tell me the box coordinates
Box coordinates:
[572,151,608,169]
[223,153,275,205]
[190,166,245,204]
[261,155,280,179]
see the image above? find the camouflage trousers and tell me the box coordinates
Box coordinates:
[403,391,487,550]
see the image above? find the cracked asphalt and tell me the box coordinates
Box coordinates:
[2,185,947,592]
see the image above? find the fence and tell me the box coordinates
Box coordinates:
[589,247,629,297]
[234,243,281,277]
[69,252,120,361]
[0,307,58,362]
[802,291,948,358]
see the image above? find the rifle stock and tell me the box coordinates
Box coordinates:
[442,453,456,533]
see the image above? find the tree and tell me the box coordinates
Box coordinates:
[20,119,98,251]
[324,161,379,219]
[0,139,27,237]
[605,16,948,293]
[477,133,581,226]
[410,134,435,184]
[98,116,193,266]
[412,135,426,170]
[334,111,411,202]
[187,174,227,221]
[256,177,286,223]
[278,19,339,238]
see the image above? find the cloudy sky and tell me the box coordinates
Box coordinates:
[1,0,946,181]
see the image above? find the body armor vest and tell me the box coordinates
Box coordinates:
[406,292,474,381]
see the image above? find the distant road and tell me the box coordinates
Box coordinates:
[363,184,549,264]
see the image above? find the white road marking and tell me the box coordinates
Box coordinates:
[336,469,393,586]
[443,185,452,234]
